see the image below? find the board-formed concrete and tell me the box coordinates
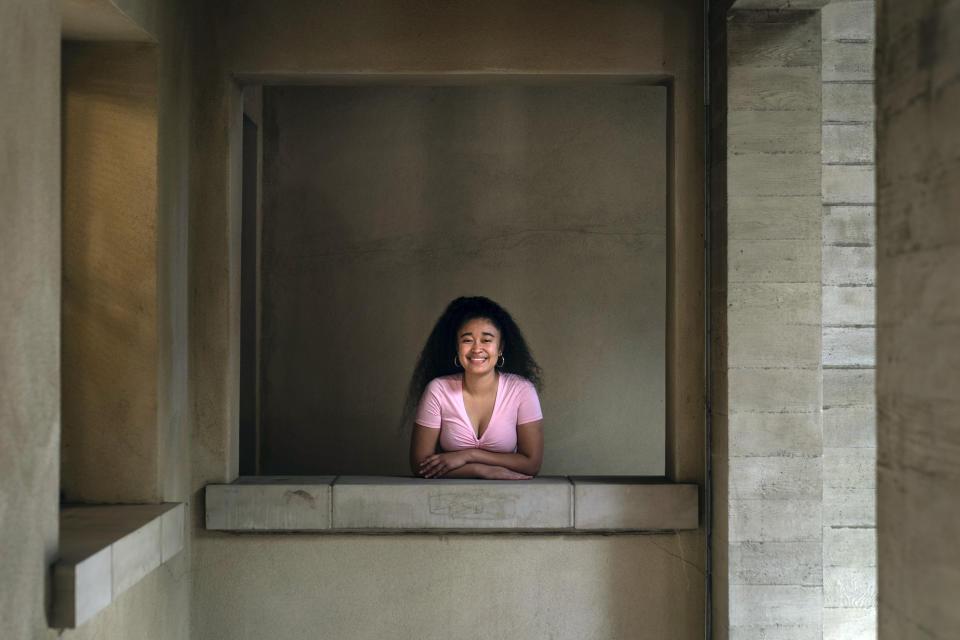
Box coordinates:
[206,476,335,531]
[820,2,877,636]
[53,503,185,628]
[722,9,825,639]
[205,476,700,533]
[332,476,573,531]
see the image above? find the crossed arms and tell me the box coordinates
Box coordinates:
[409,420,543,480]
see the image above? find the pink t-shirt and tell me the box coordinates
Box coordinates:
[415,373,543,453]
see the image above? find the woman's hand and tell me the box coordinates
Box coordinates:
[483,465,533,480]
[419,450,472,478]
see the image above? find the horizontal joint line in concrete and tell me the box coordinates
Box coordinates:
[729,454,822,459]
[729,280,824,285]
[828,525,877,530]
[822,365,875,370]
[729,366,821,371]
[822,162,875,167]
[823,38,874,44]
[823,243,874,248]
[729,151,822,156]
[823,404,871,410]
[822,201,877,207]
[823,324,876,329]
[821,80,875,86]
[728,107,821,113]
[729,410,823,415]
[822,120,874,125]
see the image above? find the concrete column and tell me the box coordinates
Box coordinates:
[876,1,960,638]
[820,1,878,637]
[724,10,824,639]
[0,1,61,637]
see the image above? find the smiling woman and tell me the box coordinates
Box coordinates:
[405,297,544,480]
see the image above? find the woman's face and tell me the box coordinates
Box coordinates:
[456,317,502,376]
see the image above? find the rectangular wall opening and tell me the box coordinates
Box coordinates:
[241,81,668,477]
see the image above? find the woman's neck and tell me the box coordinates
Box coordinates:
[462,369,499,395]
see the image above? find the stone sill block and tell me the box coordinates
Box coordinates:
[205,476,699,534]
[53,503,185,629]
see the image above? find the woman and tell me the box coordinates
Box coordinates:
[404,296,544,480]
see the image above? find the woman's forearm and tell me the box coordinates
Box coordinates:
[465,449,541,475]
[438,463,494,479]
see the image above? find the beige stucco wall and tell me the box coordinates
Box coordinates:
[876,1,960,638]
[258,83,667,477]
[0,1,61,637]
[1,0,194,638]
[193,534,703,640]
[190,1,705,638]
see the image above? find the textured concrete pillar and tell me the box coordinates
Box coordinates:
[876,1,960,638]
[820,2,877,637]
[724,10,824,638]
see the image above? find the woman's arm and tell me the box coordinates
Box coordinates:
[418,420,543,478]
[411,426,530,479]
[409,424,441,475]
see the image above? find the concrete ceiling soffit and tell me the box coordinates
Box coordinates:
[62,0,155,42]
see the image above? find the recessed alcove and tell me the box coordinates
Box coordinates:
[243,79,669,477]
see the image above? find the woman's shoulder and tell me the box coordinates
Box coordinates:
[501,372,537,393]
[425,374,461,395]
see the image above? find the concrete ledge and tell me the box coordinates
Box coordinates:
[53,503,185,628]
[571,478,699,531]
[204,476,699,534]
[333,476,572,531]
[206,476,334,531]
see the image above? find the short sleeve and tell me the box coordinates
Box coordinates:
[414,380,443,428]
[516,380,543,425]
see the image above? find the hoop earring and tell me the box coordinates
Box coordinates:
[497,354,505,368]
[454,355,462,369]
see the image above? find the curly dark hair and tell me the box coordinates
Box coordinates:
[401,296,543,428]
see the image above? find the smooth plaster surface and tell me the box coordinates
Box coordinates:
[193,534,704,640]
[61,41,161,504]
[189,1,705,638]
[0,1,61,638]
[259,84,666,476]
[876,1,960,637]
[0,0,194,637]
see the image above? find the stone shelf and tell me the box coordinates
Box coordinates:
[53,503,185,628]
[205,476,698,534]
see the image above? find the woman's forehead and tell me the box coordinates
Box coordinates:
[458,317,499,334]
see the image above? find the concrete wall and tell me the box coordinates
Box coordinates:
[1,0,195,638]
[876,1,960,638]
[259,84,666,476]
[0,1,61,638]
[61,41,161,503]
[190,1,706,638]
[720,9,825,639]
[59,3,195,639]
[820,1,877,637]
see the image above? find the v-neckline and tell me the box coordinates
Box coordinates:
[459,373,502,441]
